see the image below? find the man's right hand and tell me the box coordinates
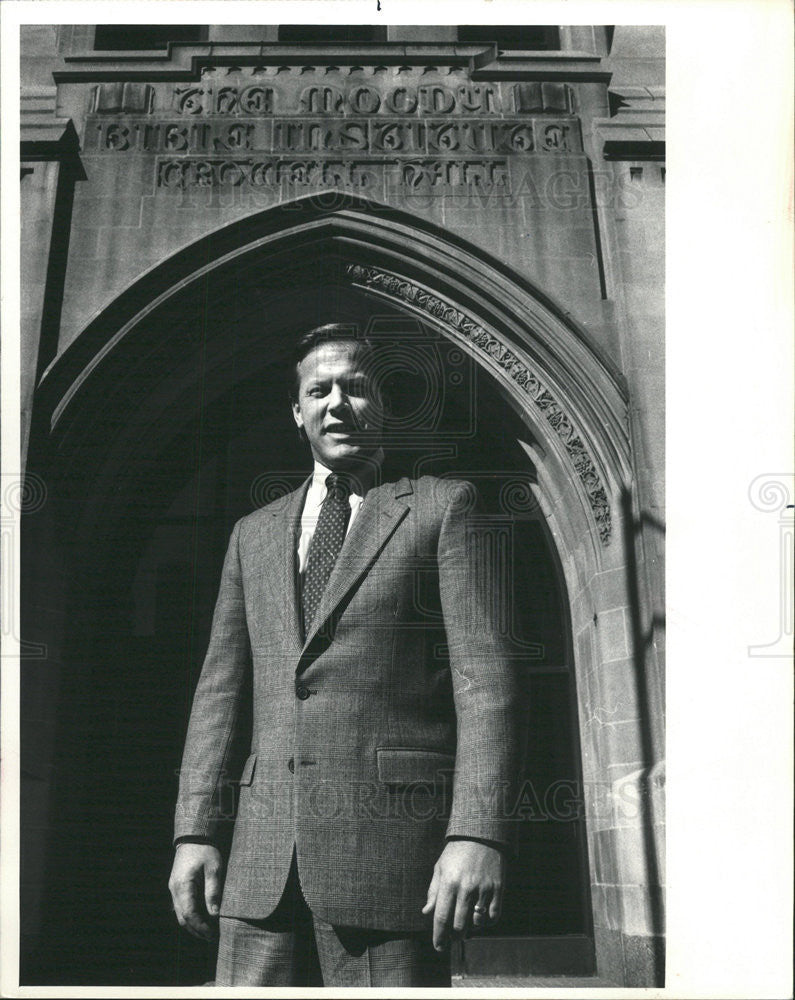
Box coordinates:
[168,843,224,941]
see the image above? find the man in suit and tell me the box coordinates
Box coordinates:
[169,324,522,986]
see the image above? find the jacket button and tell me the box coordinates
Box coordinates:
[288,758,294,773]
[296,685,310,700]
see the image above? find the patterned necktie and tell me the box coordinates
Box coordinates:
[301,472,352,637]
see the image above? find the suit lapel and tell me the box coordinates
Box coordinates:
[259,476,310,654]
[301,477,413,654]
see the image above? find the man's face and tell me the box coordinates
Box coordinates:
[291,340,383,470]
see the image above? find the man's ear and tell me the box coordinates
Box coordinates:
[291,400,303,429]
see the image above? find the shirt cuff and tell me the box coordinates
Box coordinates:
[445,834,511,856]
[174,835,216,849]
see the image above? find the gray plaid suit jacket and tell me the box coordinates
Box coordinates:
[175,473,522,931]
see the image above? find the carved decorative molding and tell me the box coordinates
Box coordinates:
[20,91,83,164]
[93,82,154,114]
[56,46,609,84]
[346,263,612,542]
[513,81,574,114]
[596,86,665,162]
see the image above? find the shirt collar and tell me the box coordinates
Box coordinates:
[310,448,385,498]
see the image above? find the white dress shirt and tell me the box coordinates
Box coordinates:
[297,454,382,574]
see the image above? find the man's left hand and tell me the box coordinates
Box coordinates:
[422,840,506,951]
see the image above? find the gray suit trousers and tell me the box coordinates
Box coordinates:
[215,849,451,987]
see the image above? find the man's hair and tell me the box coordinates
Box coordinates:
[289,323,377,402]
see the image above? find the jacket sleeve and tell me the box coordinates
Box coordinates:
[174,518,252,845]
[437,481,524,845]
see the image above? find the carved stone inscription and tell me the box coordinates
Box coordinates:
[91,78,575,119]
[172,82,502,116]
[156,157,510,196]
[86,118,577,156]
[85,71,582,193]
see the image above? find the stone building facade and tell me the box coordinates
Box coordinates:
[20,24,665,987]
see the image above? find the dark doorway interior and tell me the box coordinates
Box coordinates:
[22,278,590,984]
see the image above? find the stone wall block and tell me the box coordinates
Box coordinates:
[73,194,144,230]
[592,923,624,981]
[583,770,619,834]
[606,767,665,889]
[592,827,620,883]
[605,824,650,885]
[620,884,662,937]
[595,658,641,723]
[591,882,661,939]
[592,566,633,610]
[590,883,623,931]
[603,721,646,773]
[595,606,629,663]
[621,932,664,988]
[69,225,102,260]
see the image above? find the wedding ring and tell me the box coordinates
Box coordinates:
[473,904,487,915]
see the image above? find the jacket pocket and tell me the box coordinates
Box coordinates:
[376,747,455,785]
[237,754,257,786]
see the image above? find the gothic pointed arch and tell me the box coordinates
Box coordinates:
[35,195,630,553]
[25,196,654,985]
